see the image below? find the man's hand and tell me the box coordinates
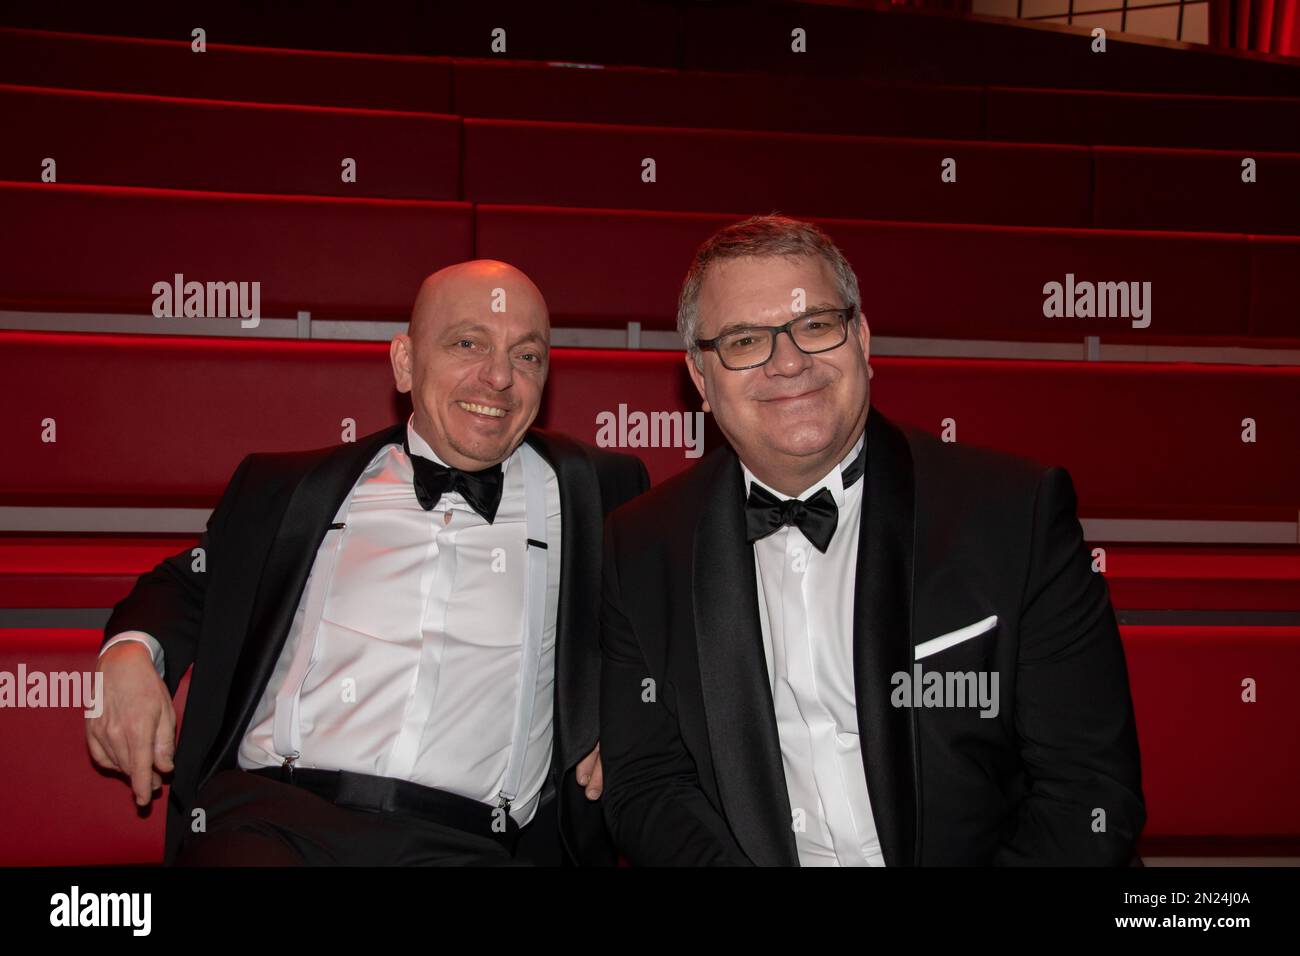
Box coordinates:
[575,742,603,800]
[85,642,176,807]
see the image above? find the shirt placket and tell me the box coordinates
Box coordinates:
[386,501,455,780]
[790,524,866,865]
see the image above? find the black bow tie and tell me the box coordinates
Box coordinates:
[744,439,866,553]
[404,437,504,524]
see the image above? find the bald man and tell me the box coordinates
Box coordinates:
[88,261,648,866]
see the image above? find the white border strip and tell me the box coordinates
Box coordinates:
[1142,857,1300,867]
[0,309,302,338]
[5,310,1300,366]
[872,336,1087,361]
[1082,518,1299,544]
[1,507,1295,542]
[310,318,405,340]
[0,507,212,533]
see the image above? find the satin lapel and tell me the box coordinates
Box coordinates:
[523,429,601,771]
[854,409,920,866]
[204,423,407,777]
[693,450,799,866]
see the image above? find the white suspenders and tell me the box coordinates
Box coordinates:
[271,501,352,766]
[499,443,549,813]
[270,442,550,818]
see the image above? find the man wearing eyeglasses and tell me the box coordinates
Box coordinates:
[597,214,1145,866]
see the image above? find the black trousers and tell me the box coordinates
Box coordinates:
[173,768,562,866]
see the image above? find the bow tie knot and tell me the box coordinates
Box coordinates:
[404,437,504,524]
[743,438,866,553]
[745,485,839,553]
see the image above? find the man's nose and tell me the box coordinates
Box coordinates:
[479,348,514,390]
[766,328,812,377]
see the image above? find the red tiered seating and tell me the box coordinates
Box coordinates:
[1,11,1297,867]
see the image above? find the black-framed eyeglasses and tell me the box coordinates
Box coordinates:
[695,305,857,371]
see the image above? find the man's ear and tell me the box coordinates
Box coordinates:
[684,350,711,414]
[390,334,413,394]
[854,313,871,366]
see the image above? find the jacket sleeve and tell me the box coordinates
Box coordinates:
[992,465,1147,865]
[598,518,751,866]
[102,455,253,696]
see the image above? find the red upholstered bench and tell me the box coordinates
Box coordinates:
[2,331,1299,513]
[0,628,187,865]
[478,202,1300,340]
[463,119,1093,227]
[1094,145,1300,237]
[987,87,1300,152]
[0,83,461,199]
[452,59,986,140]
[1102,547,1300,612]
[6,184,1294,340]
[7,27,1298,155]
[5,537,1297,617]
[1125,627,1300,845]
[476,204,1299,338]
[0,26,454,112]
[0,537,194,609]
[3,625,1296,864]
[0,182,472,320]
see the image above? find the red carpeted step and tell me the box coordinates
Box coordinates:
[1122,626,1300,838]
[10,26,1297,153]
[463,119,1093,227]
[0,181,472,319]
[0,536,196,608]
[5,537,1297,615]
[477,204,1295,339]
[0,26,454,112]
[988,87,1300,152]
[7,187,1289,339]
[1,624,1294,863]
[1102,546,1300,611]
[1094,145,1300,237]
[0,84,461,199]
[1247,234,1300,338]
[0,628,189,865]
[1,332,1297,520]
[453,58,986,139]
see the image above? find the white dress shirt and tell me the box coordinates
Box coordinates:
[741,428,884,866]
[103,416,561,825]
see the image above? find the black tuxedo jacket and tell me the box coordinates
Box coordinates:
[104,424,648,865]
[599,407,1145,866]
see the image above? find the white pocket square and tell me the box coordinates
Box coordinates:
[914,615,998,661]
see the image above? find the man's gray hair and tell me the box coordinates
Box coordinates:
[677,214,862,367]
